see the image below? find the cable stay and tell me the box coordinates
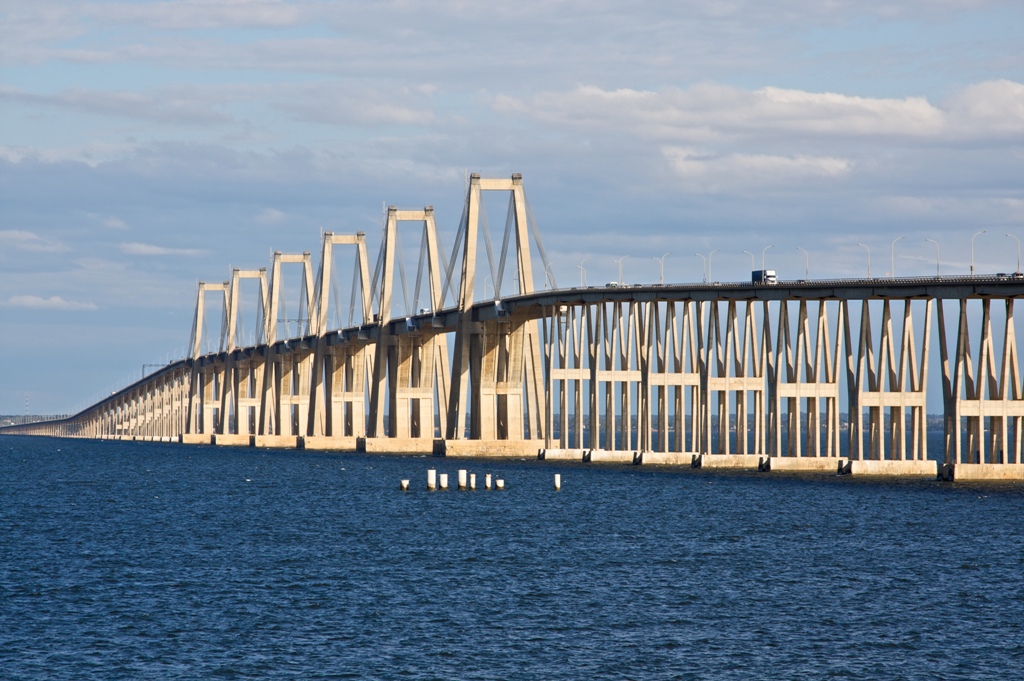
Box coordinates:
[525,194,556,289]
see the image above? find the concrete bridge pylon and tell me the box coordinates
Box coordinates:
[306,232,373,443]
[186,280,228,437]
[366,208,451,446]
[444,174,545,454]
[218,267,268,439]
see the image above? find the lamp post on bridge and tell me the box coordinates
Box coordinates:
[796,247,809,280]
[890,236,904,278]
[708,249,719,282]
[971,229,987,277]
[577,257,590,287]
[743,250,755,272]
[653,252,671,285]
[613,255,630,285]
[695,253,707,283]
[761,244,774,271]
[858,243,871,278]
[1006,233,1020,274]
[925,238,940,277]
[544,265,555,290]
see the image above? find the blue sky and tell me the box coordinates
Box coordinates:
[1,0,1023,414]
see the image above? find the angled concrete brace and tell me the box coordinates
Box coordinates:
[847,299,930,461]
[772,300,842,458]
[949,298,1024,464]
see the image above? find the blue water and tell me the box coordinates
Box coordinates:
[2,437,1023,679]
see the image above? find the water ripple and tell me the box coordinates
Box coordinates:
[2,437,1023,679]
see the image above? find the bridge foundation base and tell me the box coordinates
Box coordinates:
[301,436,359,452]
[693,454,761,470]
[359,437,435,454]
[212,434,253,447]
[539,448,585,461]
[940,462,1024,481]
[840,459,938,476]
[585,449,636,464]
[180,434,212,445]
[254,435,299,449]
[759,456,847,473]
[436,439,540,458]
[636,451,695,466]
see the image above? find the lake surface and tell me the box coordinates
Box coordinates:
[2,436,1022,679]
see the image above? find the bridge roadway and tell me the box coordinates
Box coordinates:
[354,274,1024,337]
[5,174,1024,482]
[8,274,1024,482]
[206,274,1024,386]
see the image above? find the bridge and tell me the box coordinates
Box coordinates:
[5,174,1024,481]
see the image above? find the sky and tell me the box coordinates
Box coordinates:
[1,0,1023,415]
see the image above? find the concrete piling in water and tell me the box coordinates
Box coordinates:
[470,473,477,490]
[427,469,436,491]
[400,479,410,491]
[496,479,505,490]
[485,473,492,490]
[554,473,561,491]
[458,469,467,490]
[439,473,449,491]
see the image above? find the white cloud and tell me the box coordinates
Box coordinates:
[663,147,851,192]
[0,85,233,126]
[3,295,98,311]
[90,0,305,30]
[749,87,944,136]
[119,242,207,256]
[272,83,438,127]
[0,142,140,166]
[946,79,1024,136]
[0,230,67,252]
[494,82,963,140]
[85,213,129,230]
[254,208,286,223]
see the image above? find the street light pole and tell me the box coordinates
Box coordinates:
[890,236,905,278]
[577,256,590,287]
[857,243,871,278]
[708,248,719,282]
[971,230,987,277]
[695,253,707,283]
[743,250,755,272]
[761,244,774,271]
[925,238,940,277]
[613,255,630,285]
[796,247,809,279]
[1007,233,1021,274]
[653,252,671,285]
